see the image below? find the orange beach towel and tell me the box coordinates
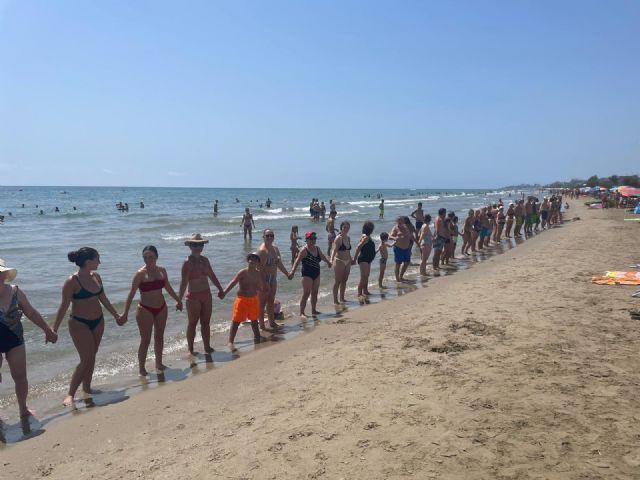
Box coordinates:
[591,271,640,285]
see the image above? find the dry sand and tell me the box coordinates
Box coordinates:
[2,201,639,479]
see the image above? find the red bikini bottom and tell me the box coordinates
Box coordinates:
[139,301,167,317]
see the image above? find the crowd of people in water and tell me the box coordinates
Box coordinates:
[1,191,569,420]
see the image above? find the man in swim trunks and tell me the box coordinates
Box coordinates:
[257,229,291,331]
[379,199,384,219]
[432,208,447,270]
[389,216,412,281]
[241,208,256,241]
[411,202,426,231]
[221,253,265,352]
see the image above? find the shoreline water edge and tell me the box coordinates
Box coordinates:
[1,197,639,478]
[0,186,567,431]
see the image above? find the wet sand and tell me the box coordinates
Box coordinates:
[2,200,640,479]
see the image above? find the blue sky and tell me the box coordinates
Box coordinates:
[0,0,638,188]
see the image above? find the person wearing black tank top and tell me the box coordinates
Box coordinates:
[53,247,123,407]
[289,231,331,317]
[353,222,376,298]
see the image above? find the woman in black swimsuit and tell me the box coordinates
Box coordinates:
[289,231,331,317]
[53,247,123,407]
[353,221,375,298]
[0,259,57,418]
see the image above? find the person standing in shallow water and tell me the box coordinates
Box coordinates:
[330,221,353,303]
[389,216,412,281]
[53,247,124,407]
[353,221,376,298]
[289,231,332,317]
[178,234,224,355]
[241,208,255,241]
[257,229,291,331]
[122,246,182,376]
[0,259,57,418]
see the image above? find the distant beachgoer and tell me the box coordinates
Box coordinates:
[377,232,391,288]
[55,207,60,212]
[539,198,549,229]
[411,202,425,231]
[289,231,331,317]
[178,234,224,355]
[329,200,337,215]
[140,201,144,209]
[266,198,272,208]
[330,221,353,303]
[514,200,525,237]
[479,207,490,249]
[320,201,326,221]
[379,199,385,219]
[122,246,182,375]
[39,210,44,215]
[213,200,219,215]
[432,208,447,270]
[257,229,290,331]
[505,204,515,237]
[353,221,376,298]
[241,208,256,241]
[451,215,460,257]
[495,207,505,242]
[290,225,300,264]
[389,216,412,281]
[221,253,265,352]
[0,259,57,418]
[326,210,337,255]
[53,247,123,407]
[417,214,433,275]
[461,209,474,255]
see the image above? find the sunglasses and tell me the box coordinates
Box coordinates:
[190,243,204,248]
[264,234,274,238]
[307,237,317,241]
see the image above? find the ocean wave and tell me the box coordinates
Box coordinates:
[347,196,439,207]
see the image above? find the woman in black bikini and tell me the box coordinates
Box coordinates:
[352,221,375,298]
[330,221,353,304]
[0,258,57,418]
[289,231,331,317]
[53,247,123,407]
[122,246,182,376]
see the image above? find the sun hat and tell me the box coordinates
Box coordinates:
[0,258,17,283]
[305,231,316,239]
[184,233,209,246]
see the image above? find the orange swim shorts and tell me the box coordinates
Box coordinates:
[232,295,259,323]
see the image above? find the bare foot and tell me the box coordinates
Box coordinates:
[363,291,371,296]
[139,368,148,376]
[311,310,321,315]
[228,342,238,352]
[339,298,347,304]
[19,408,35,418]
[155,364,167,372]
[300,312,308,319]
[63,395,74,407]
[204,346,215,354]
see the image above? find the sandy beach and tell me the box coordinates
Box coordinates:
[2,200,639,479]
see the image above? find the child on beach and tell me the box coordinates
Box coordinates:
[377,232,392,288]
[221,253,265,352]
[290,225,300,265]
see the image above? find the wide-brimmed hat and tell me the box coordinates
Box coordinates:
[0,258,17,283]
[184,233,209,246]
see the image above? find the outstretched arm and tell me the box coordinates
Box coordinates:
[161,267,183,311]
[53,278,74,333]
[222,271,242,298]
[17,288,57,343]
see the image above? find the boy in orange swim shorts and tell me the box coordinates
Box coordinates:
[221,253,265,352]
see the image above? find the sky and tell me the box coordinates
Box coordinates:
[0,0,638,189]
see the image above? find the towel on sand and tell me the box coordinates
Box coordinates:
[592,272,640,285]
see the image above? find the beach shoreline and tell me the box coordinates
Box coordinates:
[2,200,640,478]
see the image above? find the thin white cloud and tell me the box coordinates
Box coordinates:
[102,168,114,174]
[168,171,187,177]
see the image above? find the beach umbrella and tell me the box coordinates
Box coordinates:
[618,186,640,197]
[609,186,619,192]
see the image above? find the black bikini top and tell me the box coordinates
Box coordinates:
[72,275,103,300]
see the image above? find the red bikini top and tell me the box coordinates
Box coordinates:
[139,278,166,292]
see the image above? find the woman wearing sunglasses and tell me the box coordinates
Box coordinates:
[288,231,331,317]
[178,234,224,355]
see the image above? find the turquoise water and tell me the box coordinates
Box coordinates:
[0,186,516,421]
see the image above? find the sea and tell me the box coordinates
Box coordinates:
[0,186,522,434]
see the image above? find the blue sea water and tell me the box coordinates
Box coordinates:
[0,185,518,422]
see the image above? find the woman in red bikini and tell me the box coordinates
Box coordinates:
[178,234,224,355]
[122,245,182,375]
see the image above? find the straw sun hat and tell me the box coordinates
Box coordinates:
[0,258,17,283]
[184,233,209,246]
